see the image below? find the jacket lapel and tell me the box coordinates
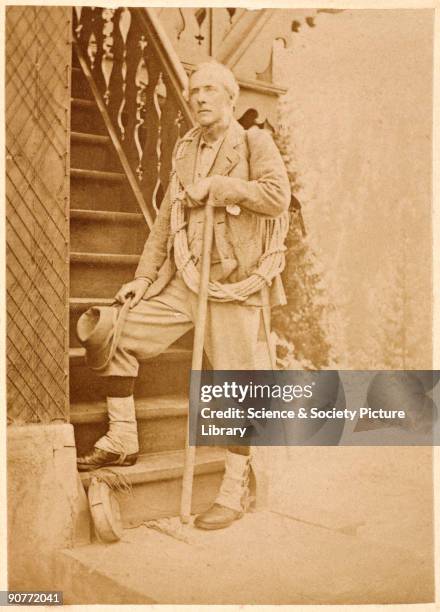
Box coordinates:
[207,120,243,177]
[174,129,201,188]
[174,120,244,187]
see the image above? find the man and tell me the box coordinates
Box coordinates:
[77,60,291,530]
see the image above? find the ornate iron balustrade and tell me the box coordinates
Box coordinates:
[73,7,193,221]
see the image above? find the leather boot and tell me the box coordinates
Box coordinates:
[77,448,138,472]
[194,451,250,530]
[77,396,139,471]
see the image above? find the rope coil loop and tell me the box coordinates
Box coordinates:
[170,139,289,303]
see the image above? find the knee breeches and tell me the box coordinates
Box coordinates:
[97,273,272,376]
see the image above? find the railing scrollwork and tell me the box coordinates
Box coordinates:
[73,7,192,223]
[101,8,115,105]
[117,8,131,139]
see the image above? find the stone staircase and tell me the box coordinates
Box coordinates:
[69,45,225,531]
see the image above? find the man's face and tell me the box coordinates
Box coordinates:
[188,67,234,128]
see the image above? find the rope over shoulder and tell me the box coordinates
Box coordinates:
[170,137,289,303]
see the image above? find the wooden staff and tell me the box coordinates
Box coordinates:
[180,200,215,523]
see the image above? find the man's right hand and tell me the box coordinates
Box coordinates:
[185,177,212,207]
[114,278,151,309]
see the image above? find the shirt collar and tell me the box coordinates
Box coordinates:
[199,123,231,151]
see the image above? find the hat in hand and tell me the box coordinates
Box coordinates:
[76,300,130,371]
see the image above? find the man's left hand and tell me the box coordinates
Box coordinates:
[185,177,212,207]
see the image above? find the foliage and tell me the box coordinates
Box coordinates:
[271,95,332,369]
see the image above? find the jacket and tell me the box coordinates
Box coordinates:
[135,118,291,307]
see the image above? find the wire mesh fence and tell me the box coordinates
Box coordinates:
[6,6,71,423]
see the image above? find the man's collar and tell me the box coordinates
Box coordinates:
[174,119,245,186]
[199,131,226,150]
[180,118,244,147]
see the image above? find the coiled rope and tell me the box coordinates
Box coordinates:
[169,137,289,303]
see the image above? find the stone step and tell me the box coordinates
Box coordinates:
[71,97,107,135]
[71,65,93,100]
[70,251,140,298]
[72,46,80,68]
[69,347,192,403]
[72,131,110,146]
[70,209,147,256]
[71,168,126,182]
[71,168,139,213]
[79,448,225,528]
[71,394,188,456]
[69,346,191,367]
[56,509,433,605]
[71,131,121,173]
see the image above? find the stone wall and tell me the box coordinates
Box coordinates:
[8,425,89,590]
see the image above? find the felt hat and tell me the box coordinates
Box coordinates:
[76,300,130,371]
[88,477,123,543]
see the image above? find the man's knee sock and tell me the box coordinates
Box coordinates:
[94,377,138,455]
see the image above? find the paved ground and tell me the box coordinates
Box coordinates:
[60,508,434,605]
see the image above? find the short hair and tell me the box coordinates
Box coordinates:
[185,60,239,106]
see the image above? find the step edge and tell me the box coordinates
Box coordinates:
[71,168,126,182]
[69,297,114,311]
[71,131,111,145]
[72,406,187,424]
[71,395,188,424]
[56,548,155,604]
[70,209,144,223]
[69,346,192,364]
[79,449,225,488]
[70,346,191,356]
[71,97,95,108]
[70,252,140,264]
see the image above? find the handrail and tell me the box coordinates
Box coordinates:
[73,37,155,230]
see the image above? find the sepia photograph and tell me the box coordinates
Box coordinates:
[4,2,437,606]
